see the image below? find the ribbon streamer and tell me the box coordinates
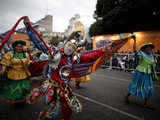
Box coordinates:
[0,16,54,59]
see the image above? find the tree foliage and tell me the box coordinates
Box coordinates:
[89,20,103,37]
[89,0,160,36]
[49,36,64,46]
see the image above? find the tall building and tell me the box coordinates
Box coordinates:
[35,15,53,33]
[1,15,65,47]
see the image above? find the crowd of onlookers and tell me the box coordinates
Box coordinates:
[104,52,135,71]
[103,50,160,73]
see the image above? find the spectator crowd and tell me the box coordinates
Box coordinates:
[103,50,160,74]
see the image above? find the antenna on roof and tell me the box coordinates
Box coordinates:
[45,0,49,15]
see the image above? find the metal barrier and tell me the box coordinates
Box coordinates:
[102,53,160,73]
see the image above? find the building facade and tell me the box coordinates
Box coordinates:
[35,15,53,33]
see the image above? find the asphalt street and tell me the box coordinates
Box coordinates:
[0,68,160,120]
[72,69,160,120]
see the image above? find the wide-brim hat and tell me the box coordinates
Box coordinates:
[12,40,26,48]
[140,43,155,51]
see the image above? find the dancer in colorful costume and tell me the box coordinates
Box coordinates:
[25,17,132,120]
[0,40,32,107]
[28,37,107,120]
[0,16,131,120]
[28,37,131,120]
[72,72,91,89]
[125,43,158,109]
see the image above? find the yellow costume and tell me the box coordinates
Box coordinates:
[1,51,31,80]
[71,75,90,82]
[0,51,32,103]
[71,47,91,84]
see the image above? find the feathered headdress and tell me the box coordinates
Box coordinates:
[63,31,85,49]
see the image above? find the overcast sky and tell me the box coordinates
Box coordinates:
[0,0,97,33]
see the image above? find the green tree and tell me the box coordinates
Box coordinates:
[49,36,64,46]
[89,20,103,36]
[49,36,59,46]
[89,0,160,36]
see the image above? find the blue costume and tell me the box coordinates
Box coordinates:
[128,48,158,99]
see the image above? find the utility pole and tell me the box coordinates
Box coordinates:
[46,0,49,15]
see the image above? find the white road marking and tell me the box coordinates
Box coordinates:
[75,93,143,120]
[92,73,160,88]
[92,73,130,82]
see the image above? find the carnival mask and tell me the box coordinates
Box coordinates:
[64,44,76,56]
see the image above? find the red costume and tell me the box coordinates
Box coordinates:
[0,16,131,120]
[28,48,104,120]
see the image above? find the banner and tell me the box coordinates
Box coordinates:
[93,33,133,49]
